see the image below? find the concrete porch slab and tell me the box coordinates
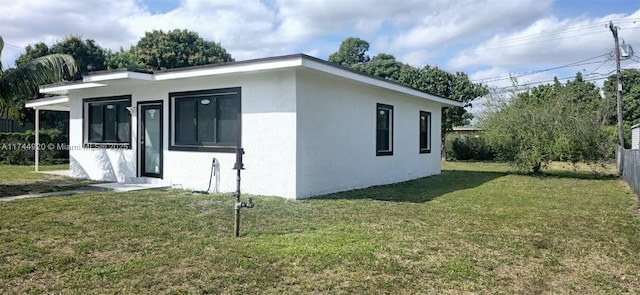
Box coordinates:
[88,182,171,192]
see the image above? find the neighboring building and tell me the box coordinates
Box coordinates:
[450,125,482,138]
[632,123,640,150]
[26,54,460,199]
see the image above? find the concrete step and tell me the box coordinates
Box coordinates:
[89,181,171,192]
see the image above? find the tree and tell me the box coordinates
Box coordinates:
[354,53,403,80]
[328,37,371,67]
[105,48,145,70]
[108,29,234,71]
[603,69,640,147]
[16,36,107,81]
[480,75,608,172]
[0,37,77,119]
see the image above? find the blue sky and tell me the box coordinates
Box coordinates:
[1,0,638,94]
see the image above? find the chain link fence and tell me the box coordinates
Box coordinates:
[618,146,640,201]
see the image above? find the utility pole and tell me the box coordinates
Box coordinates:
[609,21,624,148]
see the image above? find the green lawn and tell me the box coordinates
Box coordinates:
[0,164,95,197]
[1,162,639,294]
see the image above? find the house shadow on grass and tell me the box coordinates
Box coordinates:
[0,179,94,198]
[529,170,618,181]
[317,169,508,203]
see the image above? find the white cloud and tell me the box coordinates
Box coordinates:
[1,0,637,90]
[453,8,640,97]
[399,50,436,68]
[386,0,552,51]
[450,10,640,69]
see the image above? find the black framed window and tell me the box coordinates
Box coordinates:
[420,111,431,153]
[376,103,393,156]
[83,96,131,147]
[170,87,240,152]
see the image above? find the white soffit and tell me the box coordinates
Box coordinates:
[25,96,69,110]
[154,58,303,81]
[83,71,153,82]
[39,82,107,94]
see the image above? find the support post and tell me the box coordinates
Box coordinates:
[234,155,242,237]
[35,108,40,172]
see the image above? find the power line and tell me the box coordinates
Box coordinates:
[475,29,607,51]
[469,18,639,51]
[487,71,616,95]
[473,23,603,49]
[586,58,613,76]
[476,59,610,83]
[472,53,610,83]
[4,42,24,50]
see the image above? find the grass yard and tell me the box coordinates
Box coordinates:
[0,162,639,294]
[0,164,94,197]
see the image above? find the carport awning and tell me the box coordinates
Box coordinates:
[25,96,70,111]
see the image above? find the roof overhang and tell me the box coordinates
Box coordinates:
[83,71,153,82]
[39,82,107,95]
[299,57,462,107]
[153,57,302,81]
[37,54,463,107]
[25,96,69,111]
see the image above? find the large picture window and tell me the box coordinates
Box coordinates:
[170,87,240,152]
[83,96,131,147]
[376,103,393,156]
[420,111,431,153]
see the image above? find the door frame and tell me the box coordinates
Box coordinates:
[138,100,163,178]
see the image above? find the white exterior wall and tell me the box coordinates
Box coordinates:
[65,64,446,199]
[295,70,442,198]
[632,125,640,150]
[67,70,298,198]
[68,86,139,182]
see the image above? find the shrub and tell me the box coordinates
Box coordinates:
[0,129,68,164]
[445,134,494,161]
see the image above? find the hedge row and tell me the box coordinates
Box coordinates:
[445,134,495,161]
[0,129,69,164]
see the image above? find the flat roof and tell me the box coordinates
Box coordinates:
[39,54,462,107]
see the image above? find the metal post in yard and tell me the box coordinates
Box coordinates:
[232,105,253,237]
[233,147,243,237]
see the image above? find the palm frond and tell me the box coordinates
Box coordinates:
[0,53,77,118]
[0,37,4,70]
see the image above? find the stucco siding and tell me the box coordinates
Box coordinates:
[67,70,298,198]
[295,69,442,198]
[68,87,137,182]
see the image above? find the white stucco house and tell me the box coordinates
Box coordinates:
[26,54,460,199]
